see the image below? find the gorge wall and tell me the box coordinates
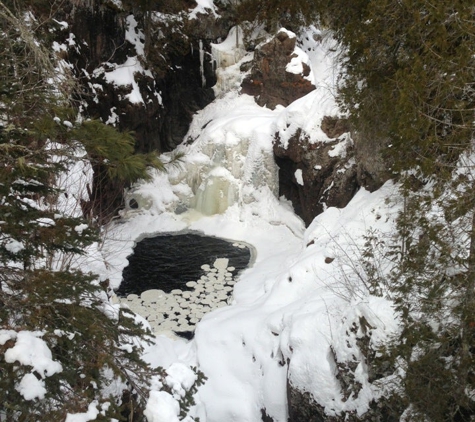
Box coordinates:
[62,0,229,153]
[241,29,388,226]
[53,1,388,225]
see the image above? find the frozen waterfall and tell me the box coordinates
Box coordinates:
[123,109,280,219]
[123,27,280,219]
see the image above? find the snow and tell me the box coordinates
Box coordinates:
[281,29,315,84]
[3,331,63,378]
[96,25,403,422]
[166,362,198,397]
[125,15,145,57]
[16,373,47,401]
[65,401,100,422]
[52,19,68,30]
[35,217,55,227]
[3,331,63,401]
[0,330,16,345]
[144,391,181,422]
[102,57,148,104]
[294,169,304,186]
[5,238,24,253]
[95,16,153,106]
[74,223,89,234]
[2,19,403,421]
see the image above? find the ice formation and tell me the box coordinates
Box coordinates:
[211,26,248,96]
[211,26,245,69]
[124,92,280,218]
[115,257,244,335]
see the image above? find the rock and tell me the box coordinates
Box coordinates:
[61,2,233,222]
[241,29,315,109]
[274,125,358,226]
[353,131,391,192]
[287,381,325,422]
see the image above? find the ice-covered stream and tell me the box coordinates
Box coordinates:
[118,257,240,335]
[115,233,253,335]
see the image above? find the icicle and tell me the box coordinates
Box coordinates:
[199,39,206,88]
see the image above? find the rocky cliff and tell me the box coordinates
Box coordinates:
[57,1,388,225]
[62,1,228,153]
[241,29,388,226]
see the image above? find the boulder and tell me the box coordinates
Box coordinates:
[241,30,315,109]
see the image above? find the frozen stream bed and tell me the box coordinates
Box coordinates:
[114,233,254,336]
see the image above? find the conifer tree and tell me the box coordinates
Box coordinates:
[235,0,318,32]
[314,0,475,419]
[315,0,475,176]
[0,1,173,420]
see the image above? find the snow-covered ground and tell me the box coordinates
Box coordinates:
[95,25,402,422]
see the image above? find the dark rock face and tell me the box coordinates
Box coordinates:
[273,114,391,226]
[155,46,217,151]
[353,131,391,192]
[287,382,326,422]
[241,30,315,109]
[274,119,358,227]
[66,4,223,154]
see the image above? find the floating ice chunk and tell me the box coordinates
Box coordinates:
[213,258,229,270]
[141,289,164,302]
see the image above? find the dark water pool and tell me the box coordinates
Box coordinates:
[116,232,253,297]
